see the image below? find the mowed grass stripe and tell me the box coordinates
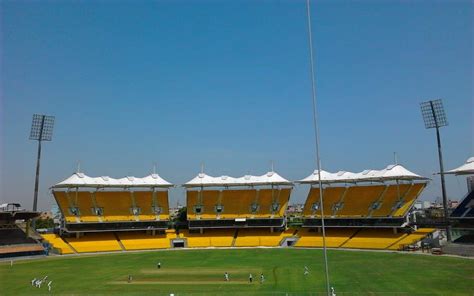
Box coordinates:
[110,280,249,284]
[140,267,262,274]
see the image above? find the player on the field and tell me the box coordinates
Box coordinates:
[128,274,132,283]
[331,286,336,296]
[260,273,265,284]
[48,281,53,292]
[157,262,161,269]
[31,278,36,286]
[304,266,309,276]
[249,273,253,283]
[224,272,229,281]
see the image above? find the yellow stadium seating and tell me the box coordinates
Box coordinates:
[53,191,78,223]
[256,189,291,218]
[295,228,357,248]
[181,229,235,247]
[118,232,171,250]
[340,229,406,249]
[186,189,291,220]
[221,190,256,218]
[302,187,347,217]
[276,189,292,217]
[234,228,294,247]
[391,183,426,217]
[75,191,101,222]
[208,229,235,247]
[134,191,169,221]
[95,191,134,222]
[186,191,198,220]
[337,185,386,217]
[201,191,221,219]
[387,228,435,250]
[370,184,412,217]
[179,230,212,248]
[186,190,220,220]
[41,233,75,254]
[64,232,122,253]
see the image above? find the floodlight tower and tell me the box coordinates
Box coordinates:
[29,114,55,212]
[420,99,451,242]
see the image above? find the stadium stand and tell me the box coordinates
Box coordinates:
[179,230,212,248]
[337,185,385,217]
[450,190,474,219]
[187,189,290,220]
[134,190,170,221]
[256,188,291,218]
[0,228,37,245]
[387,228,435,250]
[369,184,411,217]
[391,183,427,217]
[52,191,78,223]
[220,190,256,218]
[117,231,171,250]
[64,232,122,253]
[180,229,235,247]
[234,228,294,247]
[302,186,346,217]
[0,204,45,258]
[74,191,101,222]
[41,233,75,254]
[446,187,473,256]
[295,228,358,248]
[45,167,434,254]
[302,183,426,219]
[340,228,407,249]
[95,191,134,221]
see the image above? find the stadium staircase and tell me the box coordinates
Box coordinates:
[338,228,362,247]
[114,233,126,251]
[386,232,410,249]
[231,229,239,247]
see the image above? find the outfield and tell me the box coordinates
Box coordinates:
[1,248,473,295]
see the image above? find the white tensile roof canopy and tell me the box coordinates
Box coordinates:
[53,172,173,188]
[445,157,474,175]
[299,164,428,184]
[184,171,292,187]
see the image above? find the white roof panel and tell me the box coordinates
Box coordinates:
[184,171,292,187]
[446,157,474,175]
[53,172,173,188]
[299,164,427,184]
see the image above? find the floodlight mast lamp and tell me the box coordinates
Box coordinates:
[29,114,55,212]
[420,99,451,242]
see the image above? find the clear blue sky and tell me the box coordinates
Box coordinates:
[1,1,472,211]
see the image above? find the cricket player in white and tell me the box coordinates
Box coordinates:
[48,281,53,292]
[304,266,309,276]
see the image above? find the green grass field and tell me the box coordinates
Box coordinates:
[1,248,473,295]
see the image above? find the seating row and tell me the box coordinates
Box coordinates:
[302,183,426,218]
[41,228,434,253]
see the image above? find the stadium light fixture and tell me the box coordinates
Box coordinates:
[420,99,451,242]
[29,114,55,212]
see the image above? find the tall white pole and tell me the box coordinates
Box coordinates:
[306,1,331,295]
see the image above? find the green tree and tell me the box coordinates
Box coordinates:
[177,207,187,223]
[34,218,54,229]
